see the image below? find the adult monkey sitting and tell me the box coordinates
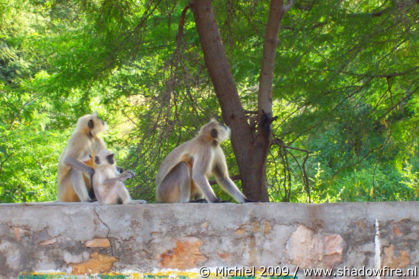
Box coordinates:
[57,112,106,202]
[156,119,250,203]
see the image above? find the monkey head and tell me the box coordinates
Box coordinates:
[199,118,231,144]
[76,112,107,136]
[95,149,115,166]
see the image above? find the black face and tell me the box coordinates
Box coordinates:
[211,128,218,138]
[106,154,114,165]
[88,119,94,129]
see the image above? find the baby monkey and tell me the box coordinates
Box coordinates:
[93,149,134,204]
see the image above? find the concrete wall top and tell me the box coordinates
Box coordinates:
[0,202,418,278]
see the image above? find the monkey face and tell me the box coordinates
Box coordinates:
[200,119,231,143]
[95,149,115,166]
[77,112,107,135]
[218,123,231,142]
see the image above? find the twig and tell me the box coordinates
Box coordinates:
[271,137,312,201]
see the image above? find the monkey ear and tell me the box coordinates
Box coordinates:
[211,128,218,138]
[94,156,100,165]
[88,119,94,129]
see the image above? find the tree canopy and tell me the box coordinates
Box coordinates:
[0,0,417,203]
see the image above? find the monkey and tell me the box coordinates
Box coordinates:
[82,153,97,201]
[57,112,107,202]
[156,119,249,203]
[92,149,134,204]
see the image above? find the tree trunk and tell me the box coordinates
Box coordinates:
[253,0,288,200]
[190,0,289,201]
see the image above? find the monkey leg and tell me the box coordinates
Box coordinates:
[102,186,119,204]
[157,162,191,203]
[190,181,203,200]
[70,169,91,202]
[100,182,130,204]
[88,186,96,201]
[116,182,132,204]
[58,174,79,202]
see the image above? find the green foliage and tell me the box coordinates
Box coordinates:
[0,0,417,203]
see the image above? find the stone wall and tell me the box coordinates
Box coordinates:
[0,202,418,278]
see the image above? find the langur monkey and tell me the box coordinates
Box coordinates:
[92,149,133,204]
[57,113,107,202]
[156,119,249,203]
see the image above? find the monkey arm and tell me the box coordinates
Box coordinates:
[102,178,122,186]
[213,153,247,203]
[64,157,95,177]
[102,170,134,186]
[192,158,218,203]
[70,170,93,202]
[214,173,246,203]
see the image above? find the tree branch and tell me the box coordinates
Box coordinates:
[271,137,311,202]
[317,66,419,79]
[190,0,253,164]
[258,0,292,131]
[176,5,190,48]
[190,0,248,129]
[0,151,13,173]
[258,0,285,122]
[283,0,294,13]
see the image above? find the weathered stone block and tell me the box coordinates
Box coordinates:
[0,202,417,279]
[85,238,110,248]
